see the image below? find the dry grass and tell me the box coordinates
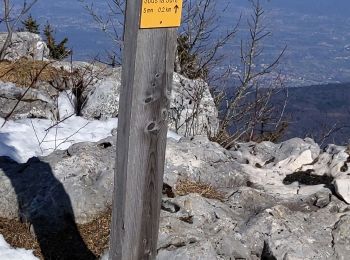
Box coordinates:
[0,217,39,253]
[79,208,111,256]
[0,59,66,87]
[0,208,112,260]
[175,178,225,201]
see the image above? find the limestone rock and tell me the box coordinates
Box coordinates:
[81,67,121,119]
[81,69,219,136]
[0,138,115,225]
[334,179,350,204]
[332,215,350,260]
[0,32,49,61]
[0,127,350,259]
[57,90,76,119]
[168,73,219,136]
[238,204,340,259]
[0,134,248,225]
[157,241,218,260]
[230,138,320,171]
[156,190,348,260]
[301,144,350,178]
[0,81,57,120]
[164,136,248,188]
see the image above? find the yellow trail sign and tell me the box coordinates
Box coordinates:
[140,0,183,29]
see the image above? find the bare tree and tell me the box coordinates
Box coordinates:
[211,0,288,148]
[82,0,289,144]
[48,61,108,116]
[0,0,38,60]
[304,116,350,147]
[175,0,239,81]
[80,0,239,73]
[79,0,125,65]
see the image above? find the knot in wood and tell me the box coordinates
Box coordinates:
[146,122,159,134]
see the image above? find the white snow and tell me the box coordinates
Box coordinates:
[0,116,182,163]
[167,130,182,141]
[0,235,38,260]
[0,116,118,163]
[57,90,76,119]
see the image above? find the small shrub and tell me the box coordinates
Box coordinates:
[176,35,207,80]
[21,14,40,34]
[43,23,70,60]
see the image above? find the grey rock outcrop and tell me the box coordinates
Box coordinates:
[164,136,248,189]
[102,188,350,259]
[0,81,57,120]
[227,138,322,198]
[81,68,219,136]
[332,215,350,260]
[334,179,350,204]
[0,132,350,259]
[0,32,49,61]
[0,56,218,135]
[0,134,247,225]
[0,138,115,225]
[155,190,349,260]
[168,74,219,136]
[81,67,122,119]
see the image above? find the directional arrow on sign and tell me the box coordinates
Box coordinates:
[140,0,183,28]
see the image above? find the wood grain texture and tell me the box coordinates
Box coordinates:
[109,0,178,259]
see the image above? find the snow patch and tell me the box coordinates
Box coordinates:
[167,131,182,142]
[0,234,38,260]
[0,116,118,163]
[0,116,182,163]
[57,90,76,119]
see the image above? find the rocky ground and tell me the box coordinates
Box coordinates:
[0,33,350,260]
[1,134,350,259]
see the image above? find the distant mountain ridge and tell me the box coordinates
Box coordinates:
[279,82,350,145]
[3,0,349,86]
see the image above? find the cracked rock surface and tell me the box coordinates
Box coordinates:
[1,135,350,259]
[0,81,58,120]
[0,32,49,61]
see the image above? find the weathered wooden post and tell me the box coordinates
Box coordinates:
[109,0,183,259]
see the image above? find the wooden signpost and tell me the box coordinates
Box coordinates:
[109,0,183,259]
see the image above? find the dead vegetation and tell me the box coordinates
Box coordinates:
[175,178,225,201]
[79,208,111,257]
[0,217,38,253]
[0,208,111,260]
[0,59,65,87]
